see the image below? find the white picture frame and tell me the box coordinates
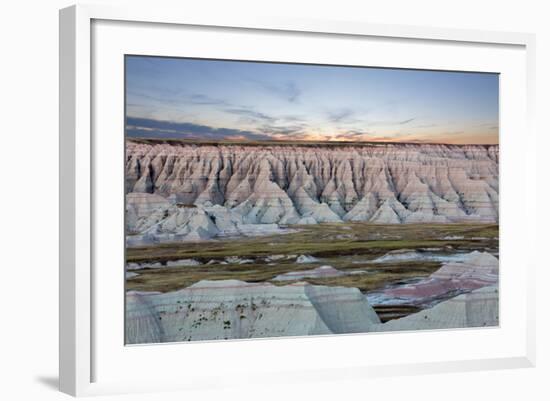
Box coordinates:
[59,4,536,397]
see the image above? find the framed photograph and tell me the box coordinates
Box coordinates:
[59,4,536,396]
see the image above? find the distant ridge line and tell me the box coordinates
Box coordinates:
[126,137,499,148]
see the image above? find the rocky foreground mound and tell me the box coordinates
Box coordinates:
[126,280,381,344]
[126,141,498,243]
[367,251,499,307]
[374,285,499,331]
[125,279,498,344]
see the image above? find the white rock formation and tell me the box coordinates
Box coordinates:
[126,262,163,270]
[296,255,319,264]
[343,193,378,221]
[125,278,497,343]
[368,251,499,306]
[126,141,499,232]
[165,259,201,267]
[126,192,172,234]
[374,285,498,331]
[366,249,470,264]
[225,256,254,264]
[126,280,381,344]
[430,251,498,282]
[272,265,346,281]
[125,194,293,245]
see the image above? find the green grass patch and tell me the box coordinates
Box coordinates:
[126,223,498,293]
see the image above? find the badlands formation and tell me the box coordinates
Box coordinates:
[374,285,499,331]
[368,251,499,307]
[126,280,381,344]
[126,140,499,244]
[125,140,500,341]
[125,251,499,343]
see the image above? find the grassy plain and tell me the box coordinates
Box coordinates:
[126,223,498,293]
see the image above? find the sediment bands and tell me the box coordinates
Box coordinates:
[126,140,498,225]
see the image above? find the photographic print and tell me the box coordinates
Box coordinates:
[124,56,499,344]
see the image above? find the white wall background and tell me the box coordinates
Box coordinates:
[0,0,547,400]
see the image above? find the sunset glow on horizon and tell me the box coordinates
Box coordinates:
[126,56,499,145]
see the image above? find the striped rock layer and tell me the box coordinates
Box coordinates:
[127,141,498,224]
[126,280,381,344]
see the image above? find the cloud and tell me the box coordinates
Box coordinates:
[327,109,356,123]
[280,82,301,103]
[128,91,231,109]
[126,117,272,141]
[126,102,149,108]
[357,117,416,128]
[281,115,306,122]
[259,123,307,137]
[187,93,228,106]
[413,123,438,129]
[332,129,379,141]
[224,107,276,122]
[344,129,373,137]
[127,90,183,106]
[250,80,301,103]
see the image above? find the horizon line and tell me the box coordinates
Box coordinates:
[126,137,499,147]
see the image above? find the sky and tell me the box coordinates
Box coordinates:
[125,56,499,144]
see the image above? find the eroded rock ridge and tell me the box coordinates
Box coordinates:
[126,141,499,242]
